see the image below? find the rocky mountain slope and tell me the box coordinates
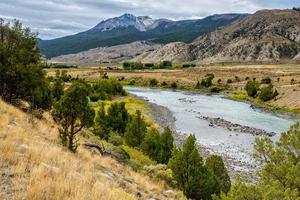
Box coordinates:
[50,41,161,66]
[139,9,300,63]
[39,13,244,58]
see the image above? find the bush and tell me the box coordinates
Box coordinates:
[124,110,147,147]
[210,86,223,93]
[144,63,154,68]
[128,79,136,85]
[261,77,272,84]
[149,78,158,87]
[259,85,278,102]
[89,93,100,102]
[108,133,123,146]
[123,62,144,70]
[0,19,52,109]
[161,81,168,87]
[159,61,172,69]
[168,135,215,199]
[227,79,233,84]
[201,73,215,88]
[245,80,260,97]
[171,82,177,89]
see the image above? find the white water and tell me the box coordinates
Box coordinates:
[126,86,295,176]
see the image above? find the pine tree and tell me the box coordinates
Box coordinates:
[158,127,174,164]
[206,155,231,195]
[168,135,214,199]
[124,110,147,147]
[141,127,161,160]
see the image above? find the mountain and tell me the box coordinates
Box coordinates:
[90,13,168,32]
[137,9,300,63]
[39,13,245,58]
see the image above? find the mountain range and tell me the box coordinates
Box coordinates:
[39,13,245,58]
[46,9,300,65]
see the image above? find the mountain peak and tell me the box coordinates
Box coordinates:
[91,13,158,32]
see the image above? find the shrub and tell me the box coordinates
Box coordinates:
[206,155,231,195]
[89,93,100,102]
[171,82,177,89]
[261,77,272,84]
[227,79,233,84]
[168,135,215,199]
[201,73,215,88]
[144,63,155,68]
[259,85,278,102]
[161,81,168,87]
[123,62,144,70]
[149,78,158,87]
[129,79,136,85]
[159,61,172,69]
[53,82,95,152]
[124,110,147,147]
[0,19,52,109]
[108,133,123,146]
[210,86,223,93]
[245,80,260,97]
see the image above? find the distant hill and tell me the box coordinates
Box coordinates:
[137,9,300,63]
[39,13,245,58]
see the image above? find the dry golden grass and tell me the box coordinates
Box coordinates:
[48,64,300,109]
[0,100,184,200]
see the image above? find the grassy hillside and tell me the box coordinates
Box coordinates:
[0,99,184,200]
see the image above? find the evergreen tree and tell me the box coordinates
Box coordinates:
[124,110,147,147]
[0,19,52,109]
[106,102,129,134]
[53,82,95,152]
[168,135,214,199]
[158,127,174,164]
[51,78,64,101]
[141,127,161,160]
[206,155,231,195]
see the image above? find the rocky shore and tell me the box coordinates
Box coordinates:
[134,95,259,181]
[198,116,276,137]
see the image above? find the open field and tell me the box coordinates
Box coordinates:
[47,64,300,110]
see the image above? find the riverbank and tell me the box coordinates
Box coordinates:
[132,94,259,182]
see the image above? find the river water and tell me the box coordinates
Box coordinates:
[126,86,295,177]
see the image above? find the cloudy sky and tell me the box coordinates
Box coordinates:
[1,0,299,39]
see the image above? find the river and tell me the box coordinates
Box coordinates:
[126,86,295,179]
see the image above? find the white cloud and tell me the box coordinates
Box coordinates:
[0,0,297,39]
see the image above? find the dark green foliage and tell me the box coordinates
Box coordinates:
[245,80,260,97]
[261,77,272,84]
[223,123,300,199]
[42,63,78,69]
[258,85,278,102]
[168,135,215,199]
[141,127,161,160]
[158,127,174,164]
[144,63,155,68]
[123,62,144,70]
[171,82,177,89]
[159,61,173,69]
[108,132,123,146]
[227,79,233,84]
[161,81,168,87]
[91,79,125,100]
[201,73,215,88]
[182,63,196,68]
[94,102,129,139]
[141,127,174,164]
[206,155,231,195]
[53,82,95,152]
[124,110,147,147]
[210,86,223,93]
[195,81,201,89]
[0,19,52,109]
[149,78,158,87]
[51,78,64,101]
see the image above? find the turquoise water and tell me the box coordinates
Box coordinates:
[126,86,295,174]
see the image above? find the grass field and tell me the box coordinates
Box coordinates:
[46,63,300,112]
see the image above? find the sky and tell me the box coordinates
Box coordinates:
[1,0,299,39]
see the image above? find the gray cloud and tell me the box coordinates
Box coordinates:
[0,0,298,39]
